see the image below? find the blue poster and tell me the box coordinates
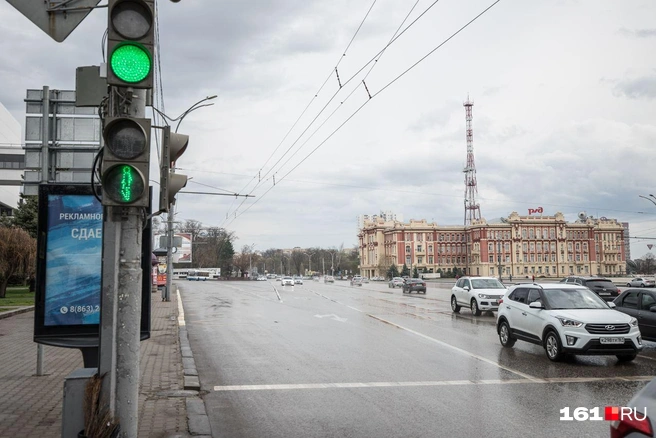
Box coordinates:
[44,194,103,326]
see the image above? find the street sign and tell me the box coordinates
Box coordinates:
[6,0,101,43]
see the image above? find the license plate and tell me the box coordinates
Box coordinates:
[600,337,624,344]
[598,292,610,296]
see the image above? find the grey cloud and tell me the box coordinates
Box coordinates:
[612,73,656,100]
[618,28,656,38]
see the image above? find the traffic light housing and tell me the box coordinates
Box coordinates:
[101,117,151,207]
[107,0,154,89]
[159,126,189,212]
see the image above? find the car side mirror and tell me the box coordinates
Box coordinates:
[607,302,616,309]
[650,307,656,313]
[529,301,544,309]
[463,286,470,291]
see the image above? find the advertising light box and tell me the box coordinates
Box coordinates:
[34,184,150,348]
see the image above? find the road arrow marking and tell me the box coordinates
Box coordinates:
[314,314,347,322]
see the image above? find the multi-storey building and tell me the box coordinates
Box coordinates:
[358,211,627,279]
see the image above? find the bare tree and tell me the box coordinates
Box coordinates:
[291,250,305,276]
[0,227,36,298]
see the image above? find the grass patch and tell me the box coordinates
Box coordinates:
[0,286,35,307]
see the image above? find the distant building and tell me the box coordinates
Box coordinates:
[622,222,631,261]
[358,211,627,279]
[0,101,23,211]
[357,211,404,231]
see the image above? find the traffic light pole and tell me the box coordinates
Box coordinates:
[98,88,147,437]
[165,206,173,302]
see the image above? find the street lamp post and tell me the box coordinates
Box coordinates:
[304,252,313,275]
[248,243,256,279]
[160,95,216,301]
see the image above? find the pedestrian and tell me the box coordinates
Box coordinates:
[532,275,535,282]
[509,274,512,283]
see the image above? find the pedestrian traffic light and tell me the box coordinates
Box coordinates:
[159,126,189,212]
[107,0,154,89]
[101,117,151,207]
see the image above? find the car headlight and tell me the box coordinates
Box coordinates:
[629,317,638,327]
[478,294,491,299]
[555,316,583,327]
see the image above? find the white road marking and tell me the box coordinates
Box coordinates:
[213,375,654,392]
[314,314,347,322]
[177,288,186,327]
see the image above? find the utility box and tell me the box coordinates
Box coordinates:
[61,367,98,438]
[75,66,107,107]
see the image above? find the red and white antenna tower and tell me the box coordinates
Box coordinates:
[463,95,481,226]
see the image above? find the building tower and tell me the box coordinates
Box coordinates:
[463,96,481,226]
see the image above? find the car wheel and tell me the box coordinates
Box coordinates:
[471,299,482,316]
[451,295,461,313]
[498,321,516,348]
[627,283,631,287]
[640,284,645,288]
[617,354,637,362]
[544,331,564,362]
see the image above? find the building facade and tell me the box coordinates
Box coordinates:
[0,101,23,210]
[358,211,627,279]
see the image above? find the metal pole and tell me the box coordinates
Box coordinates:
[36,344,44,376]
[98,88,146,437]
[41,86,49,184]
[165,209,173,302]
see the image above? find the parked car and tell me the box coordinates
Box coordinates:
[609,376,656,437]
[559,276,620,301]
[256,275,267,281]
[402,278,426,294]
[496,282,642,362]
[388,277,404,288]
[293,276,303,285]
[627,277,656,288]
[281,276,294,286]
[613,288,656,342]
[324,275,335,283]
[350,276,363,286]
[361,277,370,283]
[451,276,506,316]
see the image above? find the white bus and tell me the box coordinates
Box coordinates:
[187,270,210,281]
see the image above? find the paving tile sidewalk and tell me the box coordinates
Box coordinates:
[0,288,194,438]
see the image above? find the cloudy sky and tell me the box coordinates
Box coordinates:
[1,0,655,258]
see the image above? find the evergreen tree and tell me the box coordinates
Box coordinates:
[386,263,399,279]
[217,239,235,278]
[9,195,38,238]
[400,263,410,277]
[413,266,419,278]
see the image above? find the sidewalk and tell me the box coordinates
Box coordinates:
[0,287,201,438]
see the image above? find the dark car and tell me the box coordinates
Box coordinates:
[560,276,620,301]
[613,288,656,342]
[610,376,656,437]
[402,278,426,294]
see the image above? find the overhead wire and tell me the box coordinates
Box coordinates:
[220,0,381,226]
[223,0,441,225]
[224,0,503,228]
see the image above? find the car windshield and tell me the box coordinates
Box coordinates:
[543,287,609,309]
[471,279,505,289]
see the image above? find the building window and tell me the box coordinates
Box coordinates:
[522,229,527,238]
[523,243,528,252]
[417,244,422,252]
[406,245,411,253]
[418,256,423,264]
[428,245,433,253]
[529,228,534,239]
[488,243,493,252]
[583,242,588,251]
[575,243,580,251]
[406,256,411,265]
[429,256,433,264]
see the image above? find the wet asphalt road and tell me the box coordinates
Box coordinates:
[178,279,656,438]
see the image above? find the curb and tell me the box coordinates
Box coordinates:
[177,286,212,437]
[0,306,34,320]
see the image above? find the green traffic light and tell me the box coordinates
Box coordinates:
[110,43,151,83]
[103,164,145,204]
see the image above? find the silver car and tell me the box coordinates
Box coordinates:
[627,277,655,288]
[281,276,294,286]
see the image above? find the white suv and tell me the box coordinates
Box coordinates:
[496,283,643,362]
[451,277,506,316]
[281,276,294,286]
